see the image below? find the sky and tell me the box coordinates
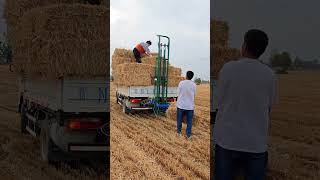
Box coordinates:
[211,0,320,62]
[111,0,210,80]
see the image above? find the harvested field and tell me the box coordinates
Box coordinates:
[0,65,107,180]
[110,82,210,179]
[211,71,320,180]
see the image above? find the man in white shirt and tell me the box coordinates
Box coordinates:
[213,29,278,180]
[176,71,196,139]
[133,41,152,63]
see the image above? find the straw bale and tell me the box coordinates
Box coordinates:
[169,66,182,76]
[112,51,173,70]
[11,4,109,78]
[4,0,106,27]
[113,63,154,86]
[111,57,135,70]
[113,63,183,87]
[141,56,156,66]
[13,39,109,78]
[167,102,199,126]
[168,76,184,87]
[211,46,241,79]
[211,20,229,47]
[113,48,135,59]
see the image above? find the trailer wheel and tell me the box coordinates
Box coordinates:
[20,105,27,134]
[40,126,55,163]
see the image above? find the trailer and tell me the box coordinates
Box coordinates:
[18,75,109,163]
[116,86,177,114]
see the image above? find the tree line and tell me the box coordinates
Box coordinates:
[270,51,320,74]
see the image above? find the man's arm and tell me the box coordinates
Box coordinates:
[145,48,151,56]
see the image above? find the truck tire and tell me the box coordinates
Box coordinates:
[122,100,130,114]
[40,126,55,163]
[116,92,119,104]
[20,105,27,134]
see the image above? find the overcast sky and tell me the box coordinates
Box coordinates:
[111,0,210,80]
[211,0,320,62]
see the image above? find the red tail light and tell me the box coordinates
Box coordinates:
[167,98,175,102]
[67,118,103,130]
[130,99,142,103]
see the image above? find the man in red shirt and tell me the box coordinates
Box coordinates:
[133,41,152,63]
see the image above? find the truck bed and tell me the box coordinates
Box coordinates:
[20,77,109,113]
[116,86,178,98]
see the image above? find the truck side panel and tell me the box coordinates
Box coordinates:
[117,86,178,98]
[21,77,109,113]
[23,79,61,110]
[62,79,109,112]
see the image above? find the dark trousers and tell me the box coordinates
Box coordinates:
[133,48,141,63]
[214,144,268,180]
[176,108,194,137]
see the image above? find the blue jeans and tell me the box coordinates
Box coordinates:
[214,144,268,180]
[176,108,194,137]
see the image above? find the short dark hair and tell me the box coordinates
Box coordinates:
[186,71,194,80]
[244,29,269,58]
[146,41,152,45]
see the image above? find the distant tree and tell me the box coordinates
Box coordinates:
[194,78,202,85]
[270,51,292,74]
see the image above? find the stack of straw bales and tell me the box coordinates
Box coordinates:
[4,1,109,78]
[112,48,184,87]
[211,20,241,79]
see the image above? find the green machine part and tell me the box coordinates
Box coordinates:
[153,35,170,113]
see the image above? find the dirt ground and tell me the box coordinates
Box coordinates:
[110,83,211,179]
[266,71,320,180]
[0,65,107,180]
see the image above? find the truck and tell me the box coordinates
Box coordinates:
[18,75,109,163]
[116,35,176,114]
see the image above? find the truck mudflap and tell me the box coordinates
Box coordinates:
[68,143,109,152]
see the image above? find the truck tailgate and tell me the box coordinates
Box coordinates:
[22,77,109,113]
[62,79,109,112]
[117,86,178,98]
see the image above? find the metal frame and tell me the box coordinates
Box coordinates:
[153,35,170,114]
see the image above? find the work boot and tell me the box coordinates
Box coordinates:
[186,136,192,140]
[176,132,182,137]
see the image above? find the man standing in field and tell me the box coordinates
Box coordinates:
[213,29,278,180]
[176,71,196,140]
[133,41,152,63]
